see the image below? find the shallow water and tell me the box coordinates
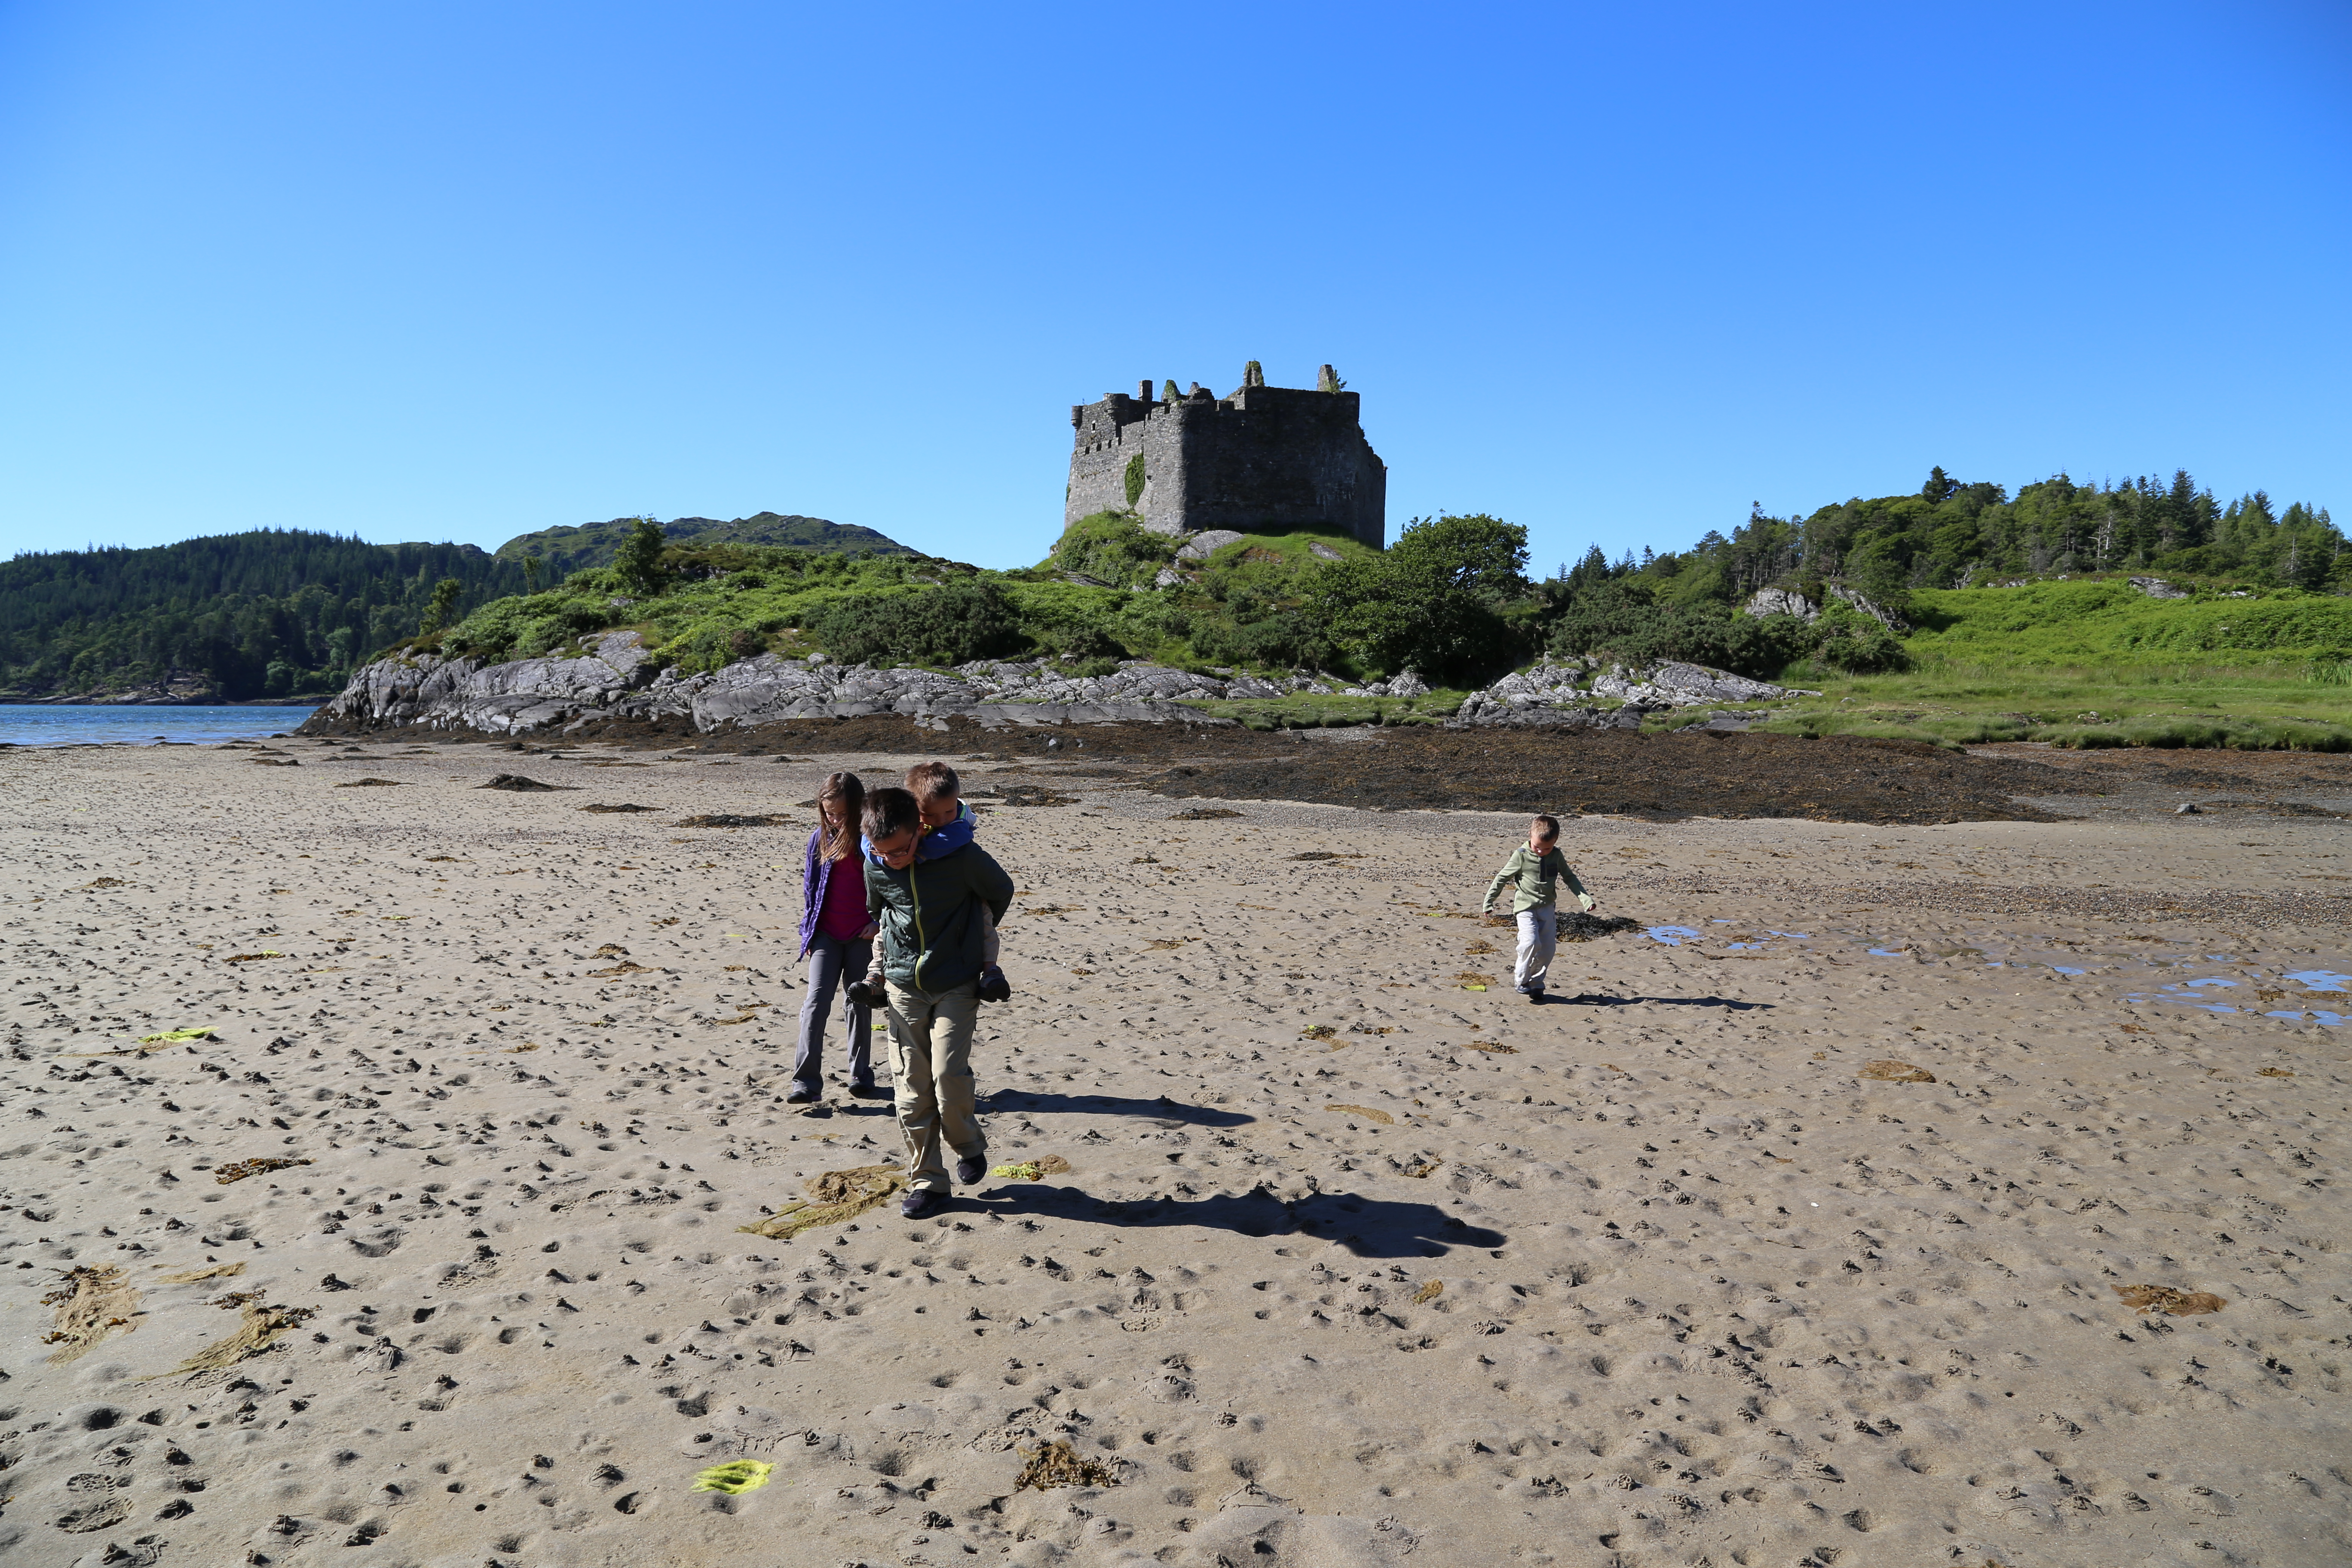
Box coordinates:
[0,704,318,747]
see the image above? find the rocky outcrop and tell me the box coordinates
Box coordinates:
[2128,575,2189,600]
[1174,530,1247,562]
[1740,585,1909,631]
[1828,585,1909,631]
[315,631,660,735]
[300,637,1346,737]
[1743,587,1818,622]
[1450,657,1809,728]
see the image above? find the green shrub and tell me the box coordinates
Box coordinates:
[802,581,1021,667]
[615,518,668,595]
[998,581,1128,658]
[668,622,768,674]
[1124,454,1146,508]
[1810,600,1909,673]
[1311,513,1531,683]
[1191,609,1334,671]
[1050,511,1178,588]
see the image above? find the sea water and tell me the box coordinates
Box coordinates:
[0,704,320,747]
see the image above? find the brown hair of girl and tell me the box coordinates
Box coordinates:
[817,771,866,862]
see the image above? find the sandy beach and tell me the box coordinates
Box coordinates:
[2,733,2347,1568]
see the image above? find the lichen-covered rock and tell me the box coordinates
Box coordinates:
[1745,584,1908,630]
[1743,587,1819,622]
[309,631,665,735]
[305,641,1251,737]
[1380,670,1430,698]
[1592,661,1791,708]
[1452,657,1804,727]
[2128,575,2189,600]
[1827,585,1909,631]
[1173,529,1247,562]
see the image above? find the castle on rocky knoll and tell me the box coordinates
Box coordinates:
[1066,362,1386,548]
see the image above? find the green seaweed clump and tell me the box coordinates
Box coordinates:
[692,1460,775,1494]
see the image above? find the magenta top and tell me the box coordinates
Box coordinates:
[816,851,869,942]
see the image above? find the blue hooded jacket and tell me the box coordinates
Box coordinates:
[864,798,976,868]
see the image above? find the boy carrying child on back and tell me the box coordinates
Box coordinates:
[903,761,1012,1002]
[1480,814,1596,1004]
[854,780,1017,1219]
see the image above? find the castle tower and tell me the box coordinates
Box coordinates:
[1062,362,1387,548]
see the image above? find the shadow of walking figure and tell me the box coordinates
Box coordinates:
[971,1181,1502,1259]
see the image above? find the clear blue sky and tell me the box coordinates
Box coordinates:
[3,3,2347,573]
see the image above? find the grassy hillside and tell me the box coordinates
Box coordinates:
[432,512,1393,679]
[1622,582,2352,750]
[1905,580,2352,665]
[493,512,910,578]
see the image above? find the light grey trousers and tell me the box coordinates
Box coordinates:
[882,978,984,1194]
[793,931,873,1094]
[1515,907,1558,992]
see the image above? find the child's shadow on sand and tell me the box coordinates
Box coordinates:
[1553,992,1771,1010]
[971,1182,1501,1258]
[980,1090,1255,1127]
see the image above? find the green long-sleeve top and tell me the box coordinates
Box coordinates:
[1483,845,1592,914]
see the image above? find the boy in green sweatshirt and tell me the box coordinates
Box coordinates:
[1481,815,1595,1003]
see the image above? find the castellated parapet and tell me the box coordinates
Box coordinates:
[1064,362,1387,548]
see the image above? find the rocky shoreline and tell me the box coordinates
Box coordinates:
[301,632,1810,739]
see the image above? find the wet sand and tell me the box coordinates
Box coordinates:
[2,735,2348,1568]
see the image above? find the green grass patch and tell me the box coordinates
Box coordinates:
[1747,652,2352,752]
[1906,580,2352,666]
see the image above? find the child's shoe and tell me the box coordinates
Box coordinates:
[844,975,887,1009]
[976,965,1012,1004]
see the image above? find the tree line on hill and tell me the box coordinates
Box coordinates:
[0,531,524,701]
[1639,467,2341,609]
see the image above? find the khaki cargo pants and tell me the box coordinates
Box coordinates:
[882,978,985,1194]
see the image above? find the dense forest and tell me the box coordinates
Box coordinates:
[0,513,913,702]
[0,531,524,700]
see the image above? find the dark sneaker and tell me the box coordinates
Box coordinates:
[848,1081,891,1100]
[976,965,1012,1004]
[784,1086,819,1104]
[900,1187,941,1219]
[955,1155,987,1185]
[1524,987,1545,1004]
[844,976,886,1009]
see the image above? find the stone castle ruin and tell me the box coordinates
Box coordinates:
[1066,361,1387,548]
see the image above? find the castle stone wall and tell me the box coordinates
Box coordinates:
[1062,368,1385,548]
[1066,391,1155,526]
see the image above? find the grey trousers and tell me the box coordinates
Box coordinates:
[793,931,874,1094]
[1515,907,1558,992]
[882,978,984,1194]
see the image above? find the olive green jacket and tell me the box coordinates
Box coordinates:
[864,843,1015,993]
[1483,845,1593,915]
